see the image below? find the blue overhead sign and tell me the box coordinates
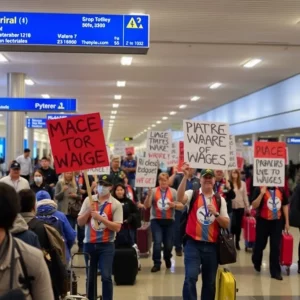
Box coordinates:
[243,140,252,146]
[0,98,77,112]
[47,114,104,127]
[26,118,47,129]
[286,137,300,144]
[0,12,150,54]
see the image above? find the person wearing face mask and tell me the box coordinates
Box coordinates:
[30,169,53,198]
[144,172,184,273]
[77,174,123,300]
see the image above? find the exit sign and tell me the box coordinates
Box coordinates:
[124,137,133,141]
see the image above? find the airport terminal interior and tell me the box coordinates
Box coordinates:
[1,1,300,300]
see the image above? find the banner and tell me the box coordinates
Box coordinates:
[167,142,179,167]
[146,131,172,163]
[47,113,109,173]
[183,120,230,170]
[228,135,237,170]
[253,141,286,187]
[135,157,159,188]
[87,166,110,175]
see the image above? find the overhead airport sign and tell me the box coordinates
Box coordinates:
[286,137,300,144]
[0,12,150,54]
[26,118,47,129]
[0,98,77,112]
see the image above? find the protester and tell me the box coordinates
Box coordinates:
[16,148,32,182]
[30,169,53,198]
[122,152,137,188]
[110,156,126,186]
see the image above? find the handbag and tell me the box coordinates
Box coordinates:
[0,239,33,300]
[68,201,82,218]
[217,228,237,265]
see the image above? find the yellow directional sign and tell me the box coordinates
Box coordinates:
[126,18,138,29]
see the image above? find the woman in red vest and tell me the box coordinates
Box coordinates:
[144,173,184,272]
[251,186,289,280]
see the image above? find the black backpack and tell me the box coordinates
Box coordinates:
[180,190,221,244]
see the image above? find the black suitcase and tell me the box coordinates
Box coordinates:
[113,247,138,285]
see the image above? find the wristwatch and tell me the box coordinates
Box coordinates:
[214,212,220,218]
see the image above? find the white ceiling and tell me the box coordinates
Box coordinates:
[1,0,300,143]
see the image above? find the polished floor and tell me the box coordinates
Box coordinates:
[75,227,300,299]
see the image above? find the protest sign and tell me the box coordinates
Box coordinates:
[228,135,238,170]
[87,166,110,175]
[177,141,185,171]
[126,146,135,155]
[183,120,230,170]
[47,113,109,173]
[146,131,172,163]
[114,142,126,156]
[167,142,179,167]
[135,157,159,188]
[253,141,286,187]
[237,157,244,170]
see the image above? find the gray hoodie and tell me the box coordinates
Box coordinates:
[10,214,29,235]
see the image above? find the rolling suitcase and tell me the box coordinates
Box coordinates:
[137,222,152,257]
[243,217,256,252]
[280,232,294,275]
[215,268,237,300]
[113,247,138,285]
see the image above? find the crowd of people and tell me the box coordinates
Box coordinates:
[0,148,299,300]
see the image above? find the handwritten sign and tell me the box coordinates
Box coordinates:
[114,142,126,156]
[87,166,110,175]
[183,120,229,170]
[253,141,286,187]
[47,113,109,173]
[135,157,159,188]
[228,135,238,170]
[167,142,179,167]
[146,131,172,163]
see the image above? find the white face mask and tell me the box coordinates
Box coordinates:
[97,185,110,196]
[34,176,43,184]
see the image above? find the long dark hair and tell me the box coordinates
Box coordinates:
[112,183,126,200]
[230,169,242,190]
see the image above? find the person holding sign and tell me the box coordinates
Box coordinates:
[177,165,229,300]
[251,186,289,281]
[144,173,184,273]
[77,175,123,300]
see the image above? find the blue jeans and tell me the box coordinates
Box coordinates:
[151,219,174,266]
[128,178,135,188]
[174,210,183,252]
[183,239,218,300]
[84,242,115,300]
[66,214,85,247]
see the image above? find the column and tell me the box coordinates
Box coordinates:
[251,133,257,144]
[27,129,34,155]
[5,73,26,165]
[38,141,43,159]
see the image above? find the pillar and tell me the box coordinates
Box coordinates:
[27,129,34,156]
[5,73,26,165]
[251,133,257,144]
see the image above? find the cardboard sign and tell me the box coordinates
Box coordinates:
[87,166,110,175]
[114,142,126,156]
[228,135,238,170]
[253,141,286,187]
[178,141,184,172]
[167,142,179,167]
[183,120,230,170]
[237,156,244,170]
[126,146,135,155]
[135,157,159,188]
[47,113,109,173]
[146,131,172,163]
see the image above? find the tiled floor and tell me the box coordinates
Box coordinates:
[75,227,300,299]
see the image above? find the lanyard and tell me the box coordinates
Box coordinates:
[160,188,168,206]
[215,181,220,193]
[201,194,209,217]
[270,189,276,206]
[99,202,108,215]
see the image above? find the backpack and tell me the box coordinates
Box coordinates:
[180,190,221,244]
[28,217,68,297]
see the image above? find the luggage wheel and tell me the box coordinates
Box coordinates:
[286,266,290,276]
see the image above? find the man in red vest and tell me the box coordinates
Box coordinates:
[177,164,229,300]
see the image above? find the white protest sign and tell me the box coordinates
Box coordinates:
[183,120,230,170]
[87,166,110,175]
[228,135,238,170]
[167,142,179,167]
[253,142,285,187]
[146,131,172,163]
[114,142,126,156]
[135,157,159,188]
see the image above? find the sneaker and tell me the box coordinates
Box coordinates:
[165,260,172,269]
[176,250,183,257]
[151,265,161,273]
[271,274,283,281]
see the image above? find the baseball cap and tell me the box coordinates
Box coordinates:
[98,174,113,186]
[36,190,51,201]
[10,161,21,170]
[200,169,215,177]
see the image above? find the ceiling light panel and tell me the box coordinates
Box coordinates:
[111,111,117,114]
[117,81,126,87]
[121,56,132,66]
[41,94,50,99]
[191,96,200,101]
[210,82,222,89]
[110,116,116,119]
[25,79,34,86]
[113,103,119,108]
[162,116,168,120]
[114,95,122,100]
[243,58,262,68]
[0,54,8,62]
[179,105,187,109]
[169,111,177,115]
